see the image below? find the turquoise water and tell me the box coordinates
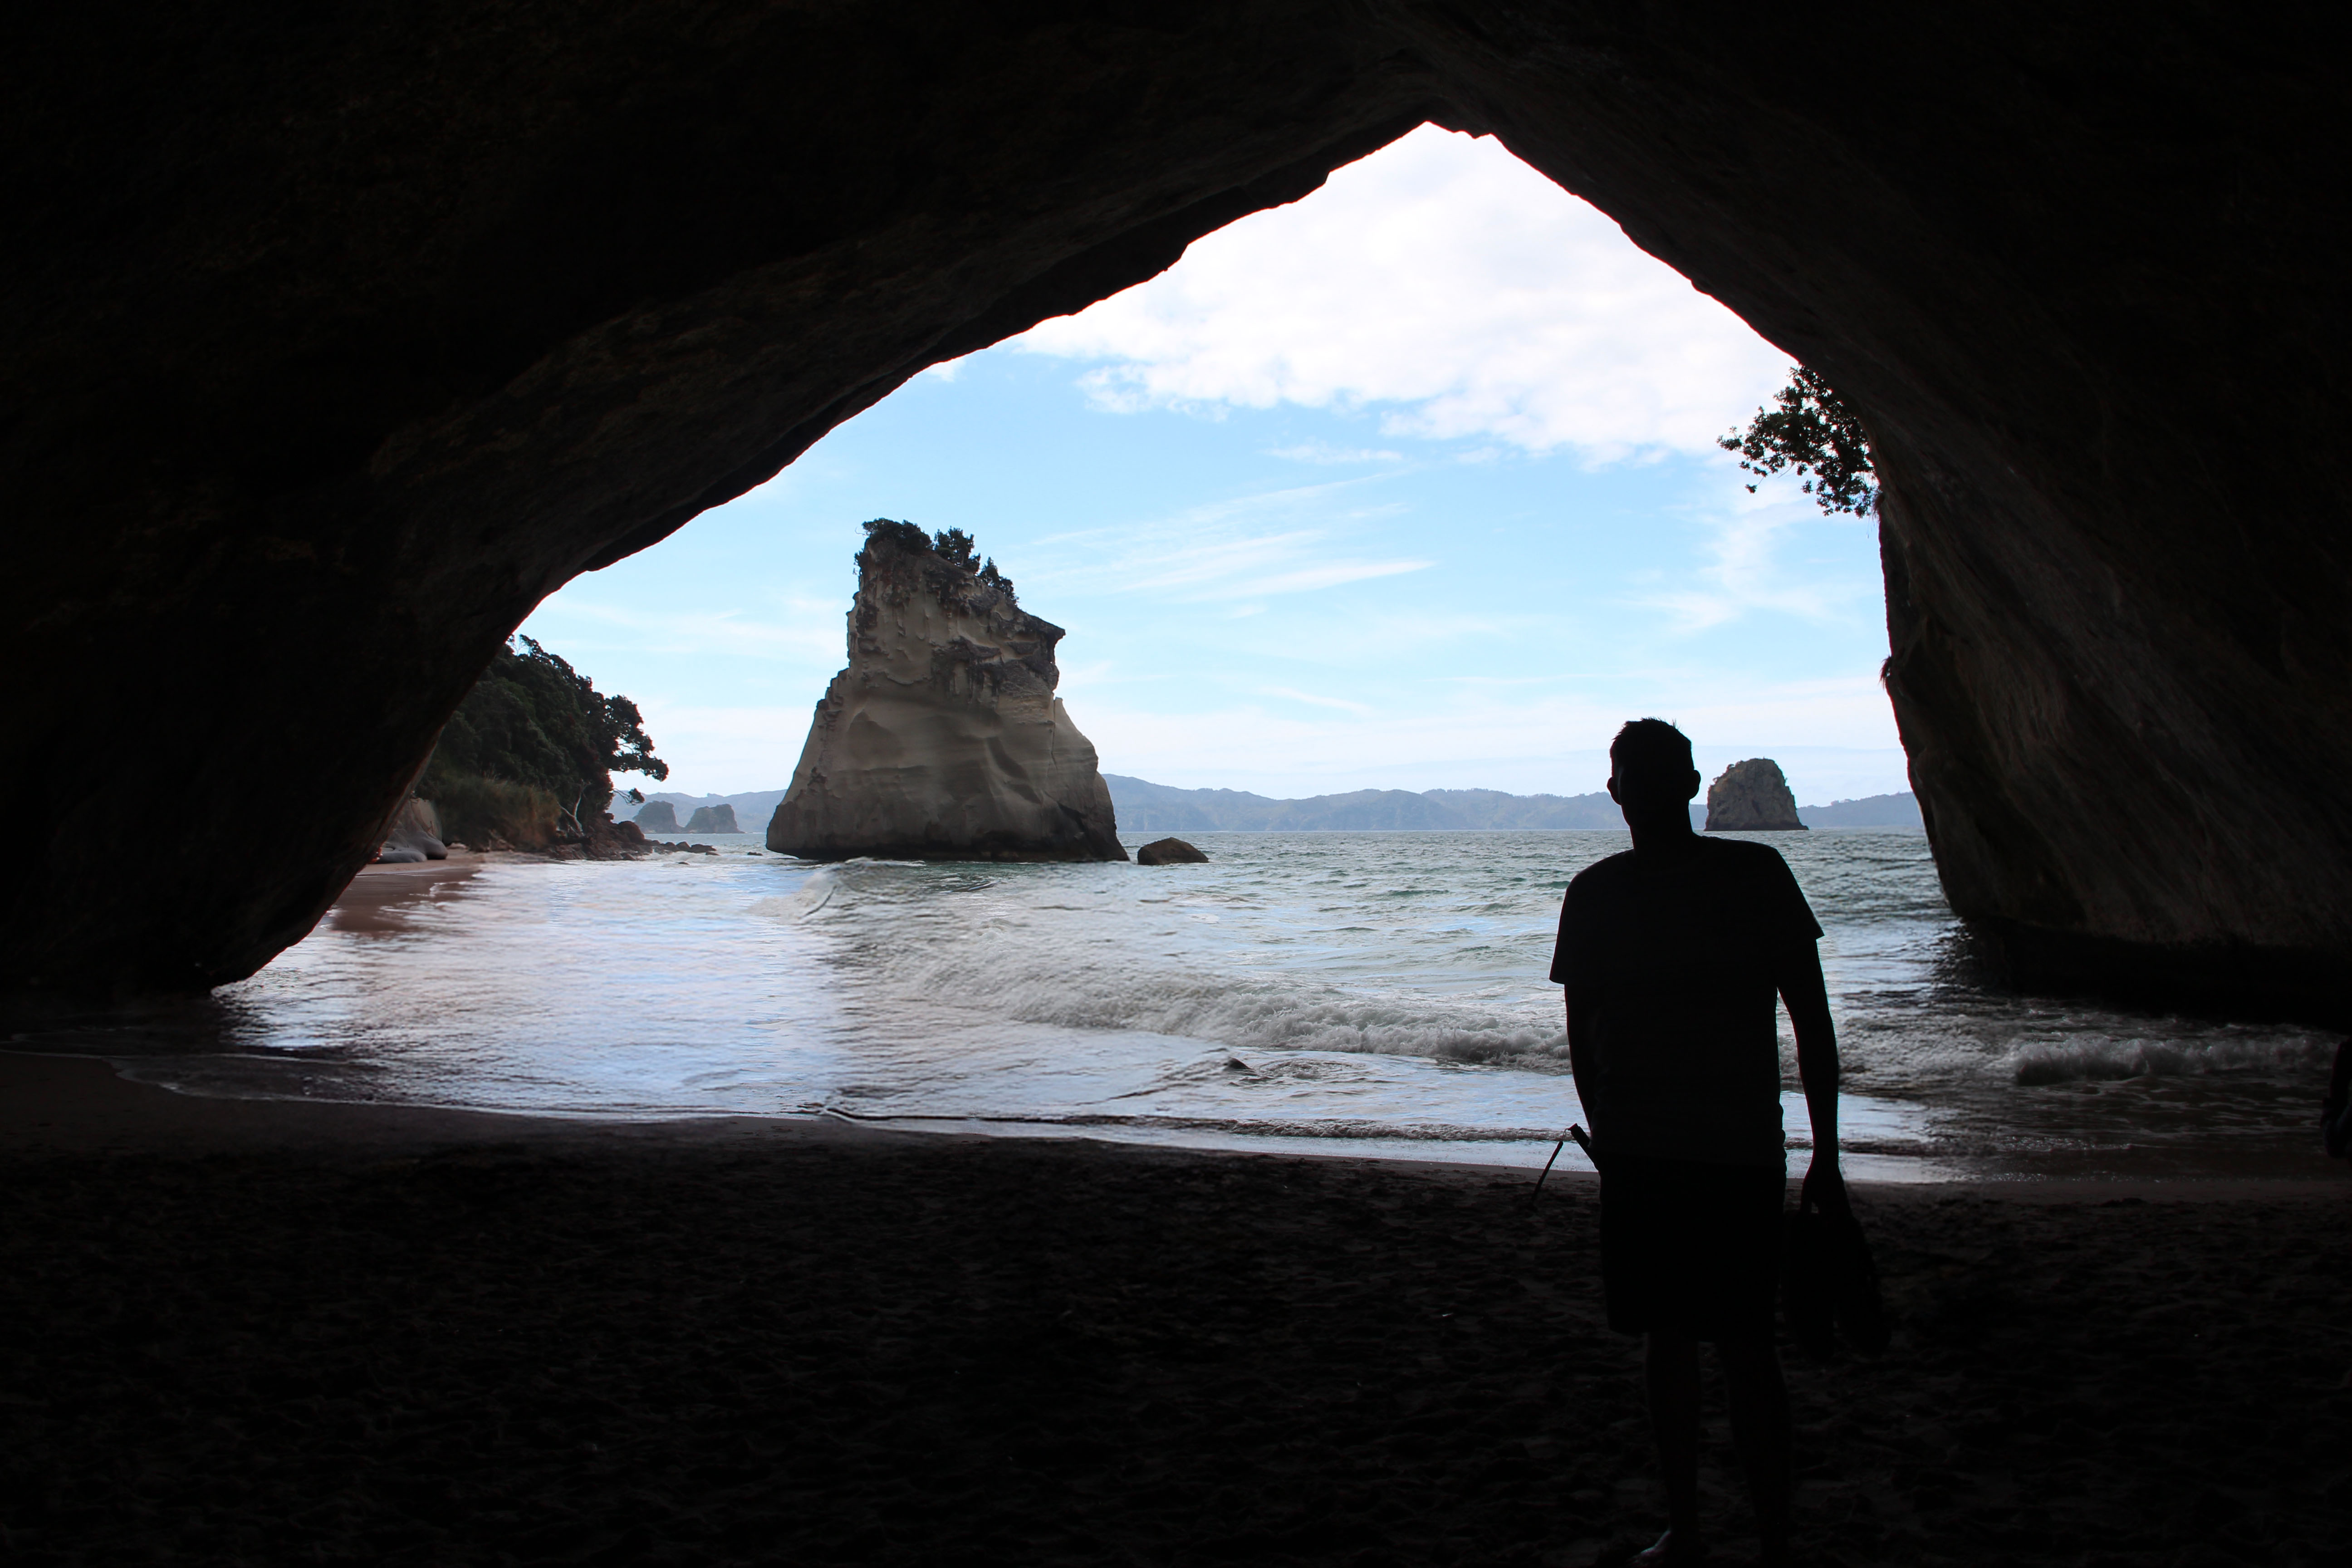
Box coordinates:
[31,830,2340,1180]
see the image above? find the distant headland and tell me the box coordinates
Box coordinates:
[1102,777,1922,833]
[625,778,1923,835]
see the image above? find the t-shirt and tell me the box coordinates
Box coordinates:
[1551,836,1822,1168]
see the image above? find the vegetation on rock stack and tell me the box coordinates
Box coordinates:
[420,636,667,849]
[863,518,1017,601]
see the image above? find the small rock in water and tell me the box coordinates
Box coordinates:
[1221,1056,1253,1073]
[1137,837,1209,865]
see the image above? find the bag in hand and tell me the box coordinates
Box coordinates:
[1783,1192,1889,1358]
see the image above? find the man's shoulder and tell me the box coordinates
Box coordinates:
[1566,850,1638,895]
[1695,834,1794,876]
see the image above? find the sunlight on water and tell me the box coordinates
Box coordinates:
[43,830,2339,1180]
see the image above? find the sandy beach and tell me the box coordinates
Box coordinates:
[1,1053,2344,1566]
[319,856,487,936]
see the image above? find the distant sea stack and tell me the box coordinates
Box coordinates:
[767,520,1125,862]
[632,800,680,833]
[684,804,739,833]
[1705,759,1806,831]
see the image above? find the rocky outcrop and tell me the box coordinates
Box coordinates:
[683,804,739,834]
[767,524,1124,863]
[1136,838,1209,866]
[6,7,2350,1014]
[582,813,649,860]
[1705,761,1806,833]
[377,798,448,862]
[632,801,680,834]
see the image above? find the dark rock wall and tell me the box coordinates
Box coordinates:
[6,3,2346,1009]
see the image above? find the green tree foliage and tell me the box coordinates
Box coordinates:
[421,637,667,846]
[930,526,978,568]
[1720,365,1877,516]
[858,518,1017,602]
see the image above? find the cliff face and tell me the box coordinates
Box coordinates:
[768,529,1123,863]
[6,5,2349,1011]
[1705,760,1805,833]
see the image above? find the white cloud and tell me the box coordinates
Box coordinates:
[1013,125,1792,460]
[1267,442,1404,465]
[1233,559,1432,598]
[1635,476,1882,634]
[1260,687,1378,716]
[1022,480,1436,607]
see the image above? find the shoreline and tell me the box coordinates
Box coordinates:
[6,1051,2342,1203]
[322,854,486,935]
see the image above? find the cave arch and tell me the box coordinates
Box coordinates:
[6,3,2347,1013]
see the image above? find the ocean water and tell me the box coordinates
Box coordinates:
[28,830,2340,1181]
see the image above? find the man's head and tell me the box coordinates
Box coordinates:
[1607,718,1700,832]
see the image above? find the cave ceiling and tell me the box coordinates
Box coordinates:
[5,2,2346,1013]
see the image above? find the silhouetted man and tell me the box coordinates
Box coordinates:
[1553,719,1842,1567]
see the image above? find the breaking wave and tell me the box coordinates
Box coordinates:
[855,937,1566,1065]
[2005,1032,2329,1085]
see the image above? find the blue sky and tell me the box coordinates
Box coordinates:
[522,127,1906,804]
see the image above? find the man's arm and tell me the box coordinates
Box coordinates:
[1565,984,1599,1147]
[1776,941,1844,1211]
[2324,1037,2352,1158]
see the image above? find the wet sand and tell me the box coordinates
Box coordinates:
[320,856,485,936]
[2,1054,2346,1566]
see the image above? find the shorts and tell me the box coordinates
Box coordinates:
[1600,1153,1786,1341]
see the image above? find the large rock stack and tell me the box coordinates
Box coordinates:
[1705,759,1807,832]
[768,523,1125,862]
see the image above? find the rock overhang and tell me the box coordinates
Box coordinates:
[3,3,2346,1016]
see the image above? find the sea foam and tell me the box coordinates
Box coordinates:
[2004,1032,2328,1085]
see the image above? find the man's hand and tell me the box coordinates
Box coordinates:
[1801,1154,1849,1216]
